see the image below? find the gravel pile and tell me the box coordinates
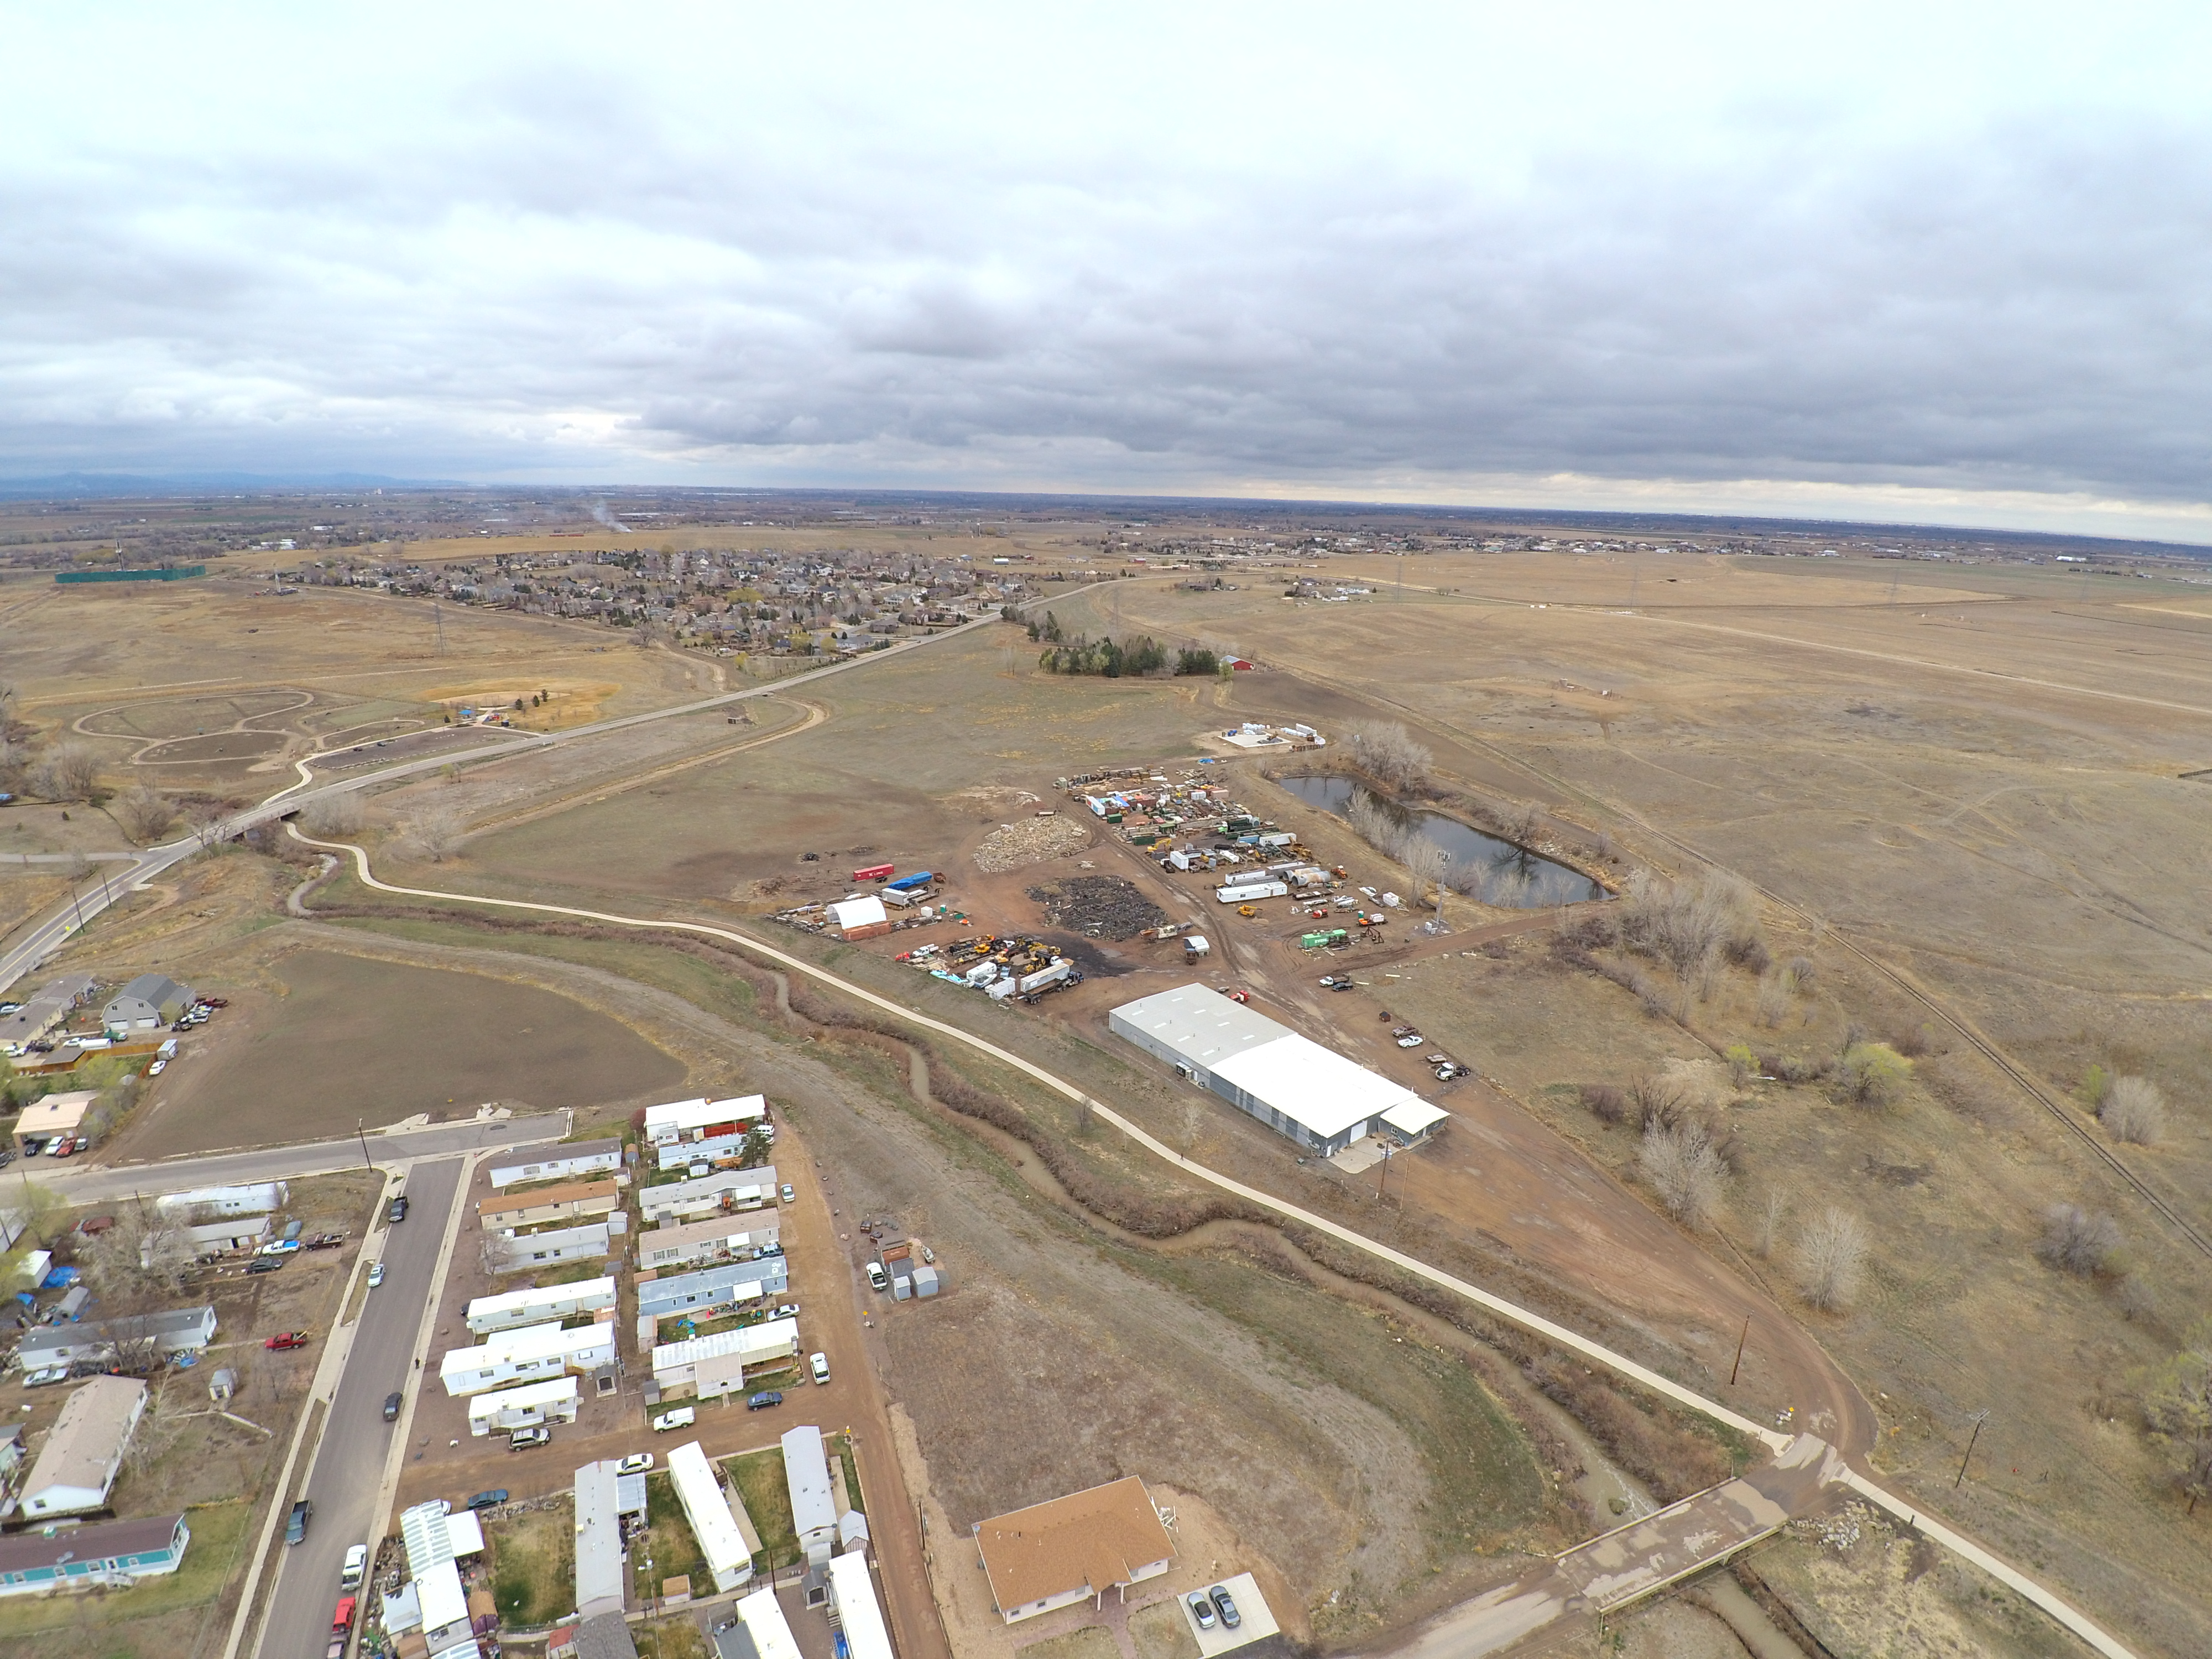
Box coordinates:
[974,815,1092,873]
[1025,875,1167,940]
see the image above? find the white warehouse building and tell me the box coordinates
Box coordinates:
[1108,983,1449,1156]
[440,1319,617,1396]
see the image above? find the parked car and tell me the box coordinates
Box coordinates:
[617,1452,654,1474]
[1395,1034,1424,1048]
[779,1183,795,1204]
[286,1499,313,1546]
[387,1195,409,1223]
[146,1059,167,1077]
[247,1259,284,1275]
[327,1596,357,1659]
[773,1302,799,1318]
[651,1408,695,1433]
[367,1263,385,1288]
[340,1543,368,1590]
[22,1366,69,1387]
[305,1233,346,1250]
[264,1332,311,1350]
[746,1391,783,1411]
[0,1150,13,1169]
[76,1215,113,1235]
[809,1352,831,1385]
[18,1139,44,1157]
[383,1391,401,1422]
[49,1138,81,1158]
[1187,1592,1217,1631]
[509,1427,551,1450]
[1210,1585,1241,1628]
[258,1240,302,1257]
[466,1489,508,1511]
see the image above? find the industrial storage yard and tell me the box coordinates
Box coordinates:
[0,492,2207,1659]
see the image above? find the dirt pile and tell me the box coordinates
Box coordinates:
[1025,875,1166,940]
[973,815,1091,872]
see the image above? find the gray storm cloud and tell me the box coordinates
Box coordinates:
[1,6,2207,533]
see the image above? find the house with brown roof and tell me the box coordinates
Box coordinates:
[478,1178,620,1231]
[972,1475,1176,1624]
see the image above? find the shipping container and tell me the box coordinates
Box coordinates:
[1016,961,1073,996]
[851,863,895,883]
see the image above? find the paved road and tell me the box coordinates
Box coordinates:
[253,1158,463,1659]
[30,1115,566,1208]
[0,613,1006,997]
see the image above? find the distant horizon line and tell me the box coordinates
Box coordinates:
[3,472,2208,557]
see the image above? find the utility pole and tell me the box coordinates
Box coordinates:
[1376,1142,1393,1202]
[1729,1314,1750,1386]
[356,1118,373,1172]
[433,600,446,656]
[1955,1410,1989,1488]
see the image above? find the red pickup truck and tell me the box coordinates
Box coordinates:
[263,1332,312,1352]
[326,1595,356,1659]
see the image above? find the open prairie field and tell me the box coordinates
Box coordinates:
[446,624,1230,904]
[0,574,717,814]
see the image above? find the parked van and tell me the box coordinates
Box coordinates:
[809,1352,831,1385]
[651,1407,696,1432]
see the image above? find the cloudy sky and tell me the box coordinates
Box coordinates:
[6,4,2209,537]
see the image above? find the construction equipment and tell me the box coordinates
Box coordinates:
[1237,904,1258,918]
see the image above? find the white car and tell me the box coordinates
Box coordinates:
[367,1262,385,1288]
[809,1352,831,1385]
[340,1544,369,1590]
[145,1058,168,1076]
[258,1239,302,1256]
[779,1183,795,1204]
[1395,1034,1424,1048]
[617,1452,655,1474]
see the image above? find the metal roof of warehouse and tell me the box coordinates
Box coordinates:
[1211,1032,1427,1140]
[1109,983,1290,1067]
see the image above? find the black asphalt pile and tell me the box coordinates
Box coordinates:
[1025,875,1167,941]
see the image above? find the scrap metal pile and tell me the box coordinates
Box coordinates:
[1025,875,1167,941]
[897,933,1085,1003]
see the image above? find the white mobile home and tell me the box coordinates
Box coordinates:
[668,1441,754,1593]
[649,1318,799,1394]
[826,1552,895,1659]
[154,1182,288,1218]
[487,1139,624,1189]
[465,1277,618,1335]
[440,1320,617,1396]
[642,1095,768,1145]
[637,1166,778,1226]
[465,1376,580,1437]
[781,1425,838,1554]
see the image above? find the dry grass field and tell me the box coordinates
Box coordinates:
[9,530,2210,1655]
[100,946,686,1157]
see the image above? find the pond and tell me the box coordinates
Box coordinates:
[1273,774,1606,909]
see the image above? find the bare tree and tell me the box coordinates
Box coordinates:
[1754,1190,1789,1259]
[28,740,101,801]
[2101,1076,2167,1146]
[1796,1206,1870,1311]
[113,785,177,844]
[2038,1204,2123,1276]
[80,1203,195,1303]
[1344,789,1408,860]
[1755,968,1794,1028]
[300,792,366,838]
[406,804,466,863]
[1619,869,1764,995]
[1638,1119,1728,1229]
[1402,835,1452,910]
[183,799,233,851]
[1348,722,1431,791]
[2143,1318,2212,1512]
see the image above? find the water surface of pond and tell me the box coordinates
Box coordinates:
[1274,774,1605,909]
